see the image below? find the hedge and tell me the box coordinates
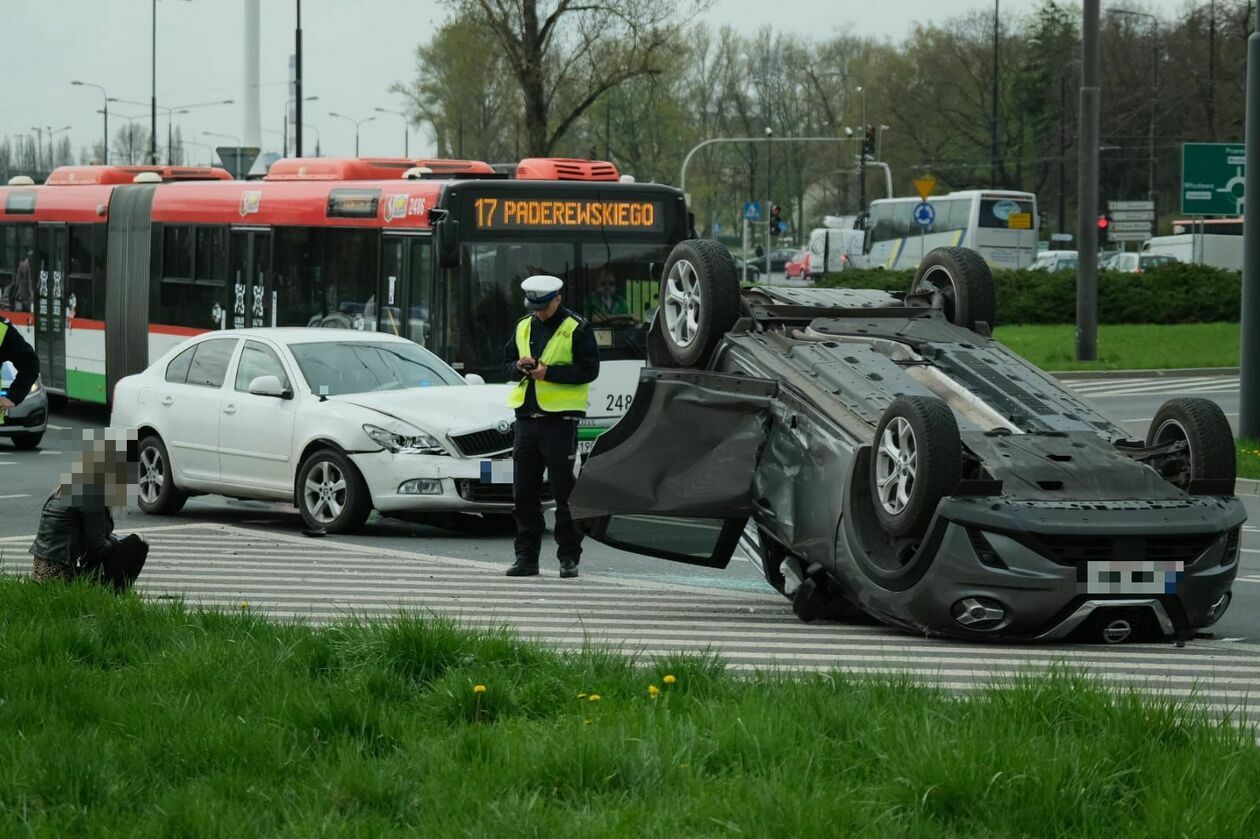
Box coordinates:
[818,263,1242,325]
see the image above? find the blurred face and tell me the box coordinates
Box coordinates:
[537,296,562,321]
[597,272,616,295]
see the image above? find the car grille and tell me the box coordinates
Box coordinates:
[454,479,552,505]
[449,426,513,457]
[7,407,45,428]
[1033,533,1220,566]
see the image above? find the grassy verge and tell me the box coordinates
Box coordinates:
[994,322,1240,371]
[2,578,1259,836]
[1239,439,1260,481]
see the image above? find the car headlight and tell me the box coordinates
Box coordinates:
[362,423,446,455]
[29,377,41,394]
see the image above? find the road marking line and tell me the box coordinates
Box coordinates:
[0,493,30,499]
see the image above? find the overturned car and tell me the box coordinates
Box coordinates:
[570,241,1245,643]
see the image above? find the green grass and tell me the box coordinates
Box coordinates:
[1239,438,1260,481]
[2,577,1259,836]
[994,322,1240,371]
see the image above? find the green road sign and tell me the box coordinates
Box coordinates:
[1181,142,1245,216]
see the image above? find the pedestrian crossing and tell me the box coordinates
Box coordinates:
[7,521,1259,722]
[1066,375,1239,399]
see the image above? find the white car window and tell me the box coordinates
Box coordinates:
[185,338,239,388]
[165,346,196,384]
[235,341,290,392]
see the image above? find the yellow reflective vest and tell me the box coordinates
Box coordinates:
[507,315,590,413]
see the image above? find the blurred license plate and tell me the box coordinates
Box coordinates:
[1081,560,1183,595]
[479,461,513,484]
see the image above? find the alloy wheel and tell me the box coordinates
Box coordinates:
[663,258,702,348]
[138,446,164,505]
[304,460,348,524]
[875,417,917,516]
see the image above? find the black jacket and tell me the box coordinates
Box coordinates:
[502,306,600,418]
[0,318,38,406]
[30,486,115,569]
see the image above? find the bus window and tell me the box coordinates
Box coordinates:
[3,225,36,313]
[67,224,106,321]
[979,197,1034,229]
[890,202,914,240]
[0,225,14,308]
[575,242,670,358]
[407,238,432,346]
[868,204,896,244]
[153,225,229,330]
[273,226,326,328]
[323,229,378,331]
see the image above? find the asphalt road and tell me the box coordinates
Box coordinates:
[2,372,1257,650]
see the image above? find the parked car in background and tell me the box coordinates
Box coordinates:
[1102,252,1179,273]
[1028,250,1078,272]
[732,256,763,283]
[785,249,811,279]
[747,248,797,275]
[110,329,521,534]
[0,360,47,450]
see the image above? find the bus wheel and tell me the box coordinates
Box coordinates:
[297,448,372,534]
[137,434,188,516]
[658,239,741,368]
[910,247,996,333]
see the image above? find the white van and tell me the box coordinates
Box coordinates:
[807,228,865,276]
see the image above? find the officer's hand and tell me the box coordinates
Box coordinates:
[528,362,548,381]
[516,356,536,373]
[0,397,13,411]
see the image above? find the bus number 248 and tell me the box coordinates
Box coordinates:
[606,393,633,412]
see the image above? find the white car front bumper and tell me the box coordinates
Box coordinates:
[349,450,542,513]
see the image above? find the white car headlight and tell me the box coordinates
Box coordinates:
[362,423,446,455]
[29,377,41,394]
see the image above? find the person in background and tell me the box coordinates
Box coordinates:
[586,263,633,324]
[502,275,600,578]
[29,430,149,590]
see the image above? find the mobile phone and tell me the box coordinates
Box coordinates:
[520,359,537,371]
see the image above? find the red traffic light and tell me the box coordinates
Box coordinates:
[1097,215,1110,229]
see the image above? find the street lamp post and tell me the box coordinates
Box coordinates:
[302,123,321,156]
[856,85,867,217]
[285,95,318,156]
[151,0,194,164]
[71,81,109,164]
[328,112,375,157]
[112,97,232,164]
[1109,8,1159,228]
[44,125,71,170]
[374,107,409,157]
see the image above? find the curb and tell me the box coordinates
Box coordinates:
[1238,478,1260,497]
[1050,367,1240,381]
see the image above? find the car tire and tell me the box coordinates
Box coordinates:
[910,247,997,332]
[11,433,42,450]
[137,434,188,516]
[658,239,741,368]
[645,312,681,368]
[869,396,961,538]
[1146,398,1236,492]
[296,448,372,534]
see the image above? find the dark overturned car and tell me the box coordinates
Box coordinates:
[569,241,1245,644]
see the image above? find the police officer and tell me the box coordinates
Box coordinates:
[0,316,39,422]
[503,275,600,578]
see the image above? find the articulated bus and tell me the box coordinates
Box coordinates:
[0,157,690,437]
[857,189,1039,270]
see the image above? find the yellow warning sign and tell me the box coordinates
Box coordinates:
[913,176,936,200]
[1008,212,1032,230]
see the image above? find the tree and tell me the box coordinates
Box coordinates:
[446,0,709,156]
[112,124,149,164]
[53,136,74,168]
[170,126,186,166]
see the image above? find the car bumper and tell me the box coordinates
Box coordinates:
[349,450,549,513]
[846,495,1246,642]
[0,389,48,435]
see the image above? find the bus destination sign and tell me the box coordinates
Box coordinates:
[472,197,663,232]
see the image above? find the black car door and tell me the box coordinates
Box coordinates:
[570,368,777,568]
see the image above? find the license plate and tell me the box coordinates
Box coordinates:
[479,460,514,484]
[1081,560,1183,595]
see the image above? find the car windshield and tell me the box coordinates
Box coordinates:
[288,341,463,396]
[1140,255,1174,269]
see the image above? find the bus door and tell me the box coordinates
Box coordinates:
[379,234,432,344]
[33,224,69,392]
[229,228,272,328]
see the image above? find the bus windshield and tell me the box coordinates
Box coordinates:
[443,239,671,377]
[288,341,464,395]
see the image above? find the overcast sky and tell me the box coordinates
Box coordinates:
[3,0,1191,163]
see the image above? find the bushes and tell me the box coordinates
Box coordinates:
[820,263,1242,325]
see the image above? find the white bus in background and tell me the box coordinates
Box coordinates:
[853,190,1039,270]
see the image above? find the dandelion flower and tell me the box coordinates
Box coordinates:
[238,601,249,610]
[473,684,487,694]
[577,692,587,699]
[588,694,602,702]
[663,674,676,685]
[648,684,661,698]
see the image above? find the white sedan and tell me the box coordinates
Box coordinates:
[110,328,523,533]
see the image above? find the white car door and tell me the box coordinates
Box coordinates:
[162,337,239,483]
[216,339,299,494]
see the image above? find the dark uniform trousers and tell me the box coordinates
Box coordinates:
[512,415,581,565]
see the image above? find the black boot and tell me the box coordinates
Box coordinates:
[559,560,579,579]
[505,560,539,577]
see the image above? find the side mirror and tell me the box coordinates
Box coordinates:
[248,375,291,399]
[463,372,486,385]
[436,217,461,268]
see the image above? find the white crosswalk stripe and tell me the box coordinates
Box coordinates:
[1066,375,1239,399]
[9,522,1254,719]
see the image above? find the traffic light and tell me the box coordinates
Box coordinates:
[863,126,877,157]
[1097,214,1110,247]
[770,204,783,236]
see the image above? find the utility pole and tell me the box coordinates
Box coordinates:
[1208,0,1217,139]
[1058,74,1067,235]
[992,0,1000,187]
[150,0,158,165]
[1076,0,1101,361]
[857,86,866,218]
[295,0,304,157]
[1239,21,1260,437]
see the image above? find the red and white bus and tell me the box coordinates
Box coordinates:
[0,157,690,432]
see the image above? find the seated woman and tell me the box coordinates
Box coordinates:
[29,431,148,592]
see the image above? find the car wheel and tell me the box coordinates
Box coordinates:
[137,434,188,515]
[658,239,741,367]
[1146,398,1236,492]
[11,433,42,450]
[869,396,961,538]
[910,247,997,332]
[297,448,372,533]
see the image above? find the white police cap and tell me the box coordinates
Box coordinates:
[522,274,564,310]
